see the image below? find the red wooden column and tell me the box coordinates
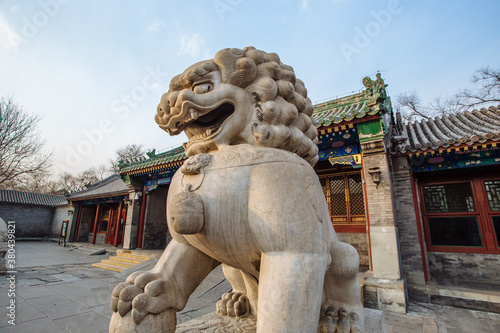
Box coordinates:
[91,204,100,244]
[73,205,83,242]
[409,172,429,281]
[136,188,147,249]
[113,201,123,247]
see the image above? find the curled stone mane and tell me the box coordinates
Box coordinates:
[167,47,319,166]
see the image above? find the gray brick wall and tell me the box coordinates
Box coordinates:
[0,203,55,237]
[391,156,426,285]
[337,232,369,266]
[428,252,500,288]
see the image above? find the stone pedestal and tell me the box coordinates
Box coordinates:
[176,309,386,332]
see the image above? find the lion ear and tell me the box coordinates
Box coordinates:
[214,48,245,83]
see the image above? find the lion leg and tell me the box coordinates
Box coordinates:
[320,241,364,333]
[217,264,258,318]
[257,252,327,333]
[109,240,218,332]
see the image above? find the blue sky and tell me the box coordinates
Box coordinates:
[1,0,499,175]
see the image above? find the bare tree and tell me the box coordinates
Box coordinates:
[394,91,430,122]
[54,164,110,193]
[456,66,500,109]
[395,67,499,123]
[0,97,52,188]
[108,144,146,173]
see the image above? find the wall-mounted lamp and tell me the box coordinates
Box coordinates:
[134,192,143,205]
[368,167,382,188]
[123,197,132,206]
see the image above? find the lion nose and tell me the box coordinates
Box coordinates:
[167,91,180,108]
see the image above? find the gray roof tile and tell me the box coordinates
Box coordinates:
[0,190,67,206]
[393,105,500,153]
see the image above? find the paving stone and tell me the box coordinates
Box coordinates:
[76,278,114,290]
[38,269,62,275]
[28,294,91,320]
[30,273,63,283]
[17,278,46,287]
[0,317,67,333]
[51,273,81,282]
[0,298,47,328]
[90,303,113,319]
[16,285,59,299]
[55,311,110,333]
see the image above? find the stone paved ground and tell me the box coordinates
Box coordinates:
[1,241,500,332]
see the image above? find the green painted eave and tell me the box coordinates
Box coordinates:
[119,145,187,174]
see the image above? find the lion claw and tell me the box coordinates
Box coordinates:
[216,291,250,317]
[132,309,147,324]
[118,300,132,317]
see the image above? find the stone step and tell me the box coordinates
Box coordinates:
[116,252,152,261]
[100,259,135,268]
[92,262,125,272]
[109,256,143,264]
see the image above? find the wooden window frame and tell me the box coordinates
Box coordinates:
[419,173,500,254]
[318,171,366,233]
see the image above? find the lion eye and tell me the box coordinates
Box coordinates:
[193,83,212,94]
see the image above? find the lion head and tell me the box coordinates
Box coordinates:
[155,46,319,165]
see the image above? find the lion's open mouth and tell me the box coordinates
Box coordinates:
[185,103,235,141]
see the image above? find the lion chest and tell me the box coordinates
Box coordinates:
[167,163,257,264]
[166,145,323,265]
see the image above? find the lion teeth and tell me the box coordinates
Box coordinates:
[190,109,199,119]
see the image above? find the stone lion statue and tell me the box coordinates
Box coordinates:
[110,47,364,333]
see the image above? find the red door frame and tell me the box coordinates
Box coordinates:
[417,172,500,254]
[113,201,123,247]
[91,204,100,244]
[72,205,83,242]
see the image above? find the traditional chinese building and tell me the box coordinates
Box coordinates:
[68,74,500,314]
[391,105,500,310]
[66,174,129,246]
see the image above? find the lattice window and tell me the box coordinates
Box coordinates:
[484,180,500,212]
[420,177,500,253]
[348,173,364,216]
[318,172,366,225]
[330,176,347,216]
[422,183,475,213]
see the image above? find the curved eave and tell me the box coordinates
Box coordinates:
[315,103,376,127]
[67,191,130,202]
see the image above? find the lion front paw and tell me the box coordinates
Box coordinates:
[216,291,250,317]
[319,306,363,333]
[110,270,177,325]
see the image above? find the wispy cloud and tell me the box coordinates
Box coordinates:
[178,33,210,58]
[300,0,310,12]
[147,18,165,32]
[0,11,23,51]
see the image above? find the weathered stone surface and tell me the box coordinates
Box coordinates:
[109,47,364,333]
[176,309,386,332]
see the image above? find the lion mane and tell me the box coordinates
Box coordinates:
[157,46,319,166]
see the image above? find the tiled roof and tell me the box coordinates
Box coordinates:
[66,174,129,201]
[119,146,186,174]
[313,92,379,127]
[313,73,390,127]
[0,189,67,207]
[393,106,500,154]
